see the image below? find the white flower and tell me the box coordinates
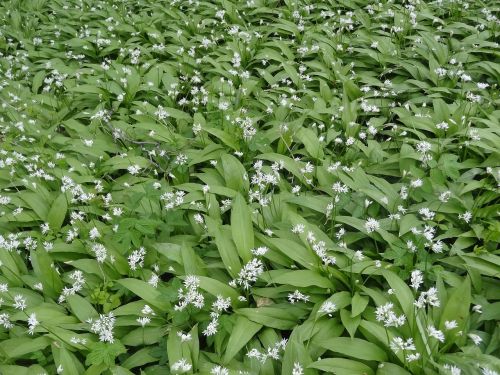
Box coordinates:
[414,287,440,309]
[175,276,205,311]
[364,218,380,233]
[472,304,483,314]
[390,337,416,353]
[211,365,229,375]
[291,224,305,234]
[203,318,219,336]
[318,301,337,316]
[155,105,170,120]
[427,325,445,342]
[458,211,472,223]
[444,364,461,375]
[40,223,50,234]
[410,178,423,188]
[416,141,432,153]
[419,207,435,221]
[13,295,27,310]
[89,227,100,239]
[28,313,39,335]
[251,246,269,256]
[89,312,115,343]
[127,164,141,175]
[445,320,458,330]
[141,305,155,315]
[171,358,192,373]
[375,303,406,327]
[212,296,231,312]
[148,273,159,288]
[236,258,264,289]
[288,290,310,304]
[406,352,420,362]
[410,270,423,290]
[468,333,482,345]
[292,362,304,375]
[91,243,107,263]
[482,368,499,375]
[0,313,14,329]
[354,250,365,261]
[136,316,150,327]
[128,247,146,270]
[332,182,349,193]
[177,331,192,342]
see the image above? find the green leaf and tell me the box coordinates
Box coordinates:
[340,309,361,338]
[47,193,68,230]
[317,337,388,362]
[376,363,411,375]
[231,193,254,262]
[67,294,99,322]
[351,292,369,317]
[236,306,306,330]
[223,316,262,364]
[295,127,324,159]
[0,337,51,359]
[116,278,170,311]
[439,276,471,336]
[308,358,374,375]
[221,154,248,192]
[205,217,241,277]
[258,235,316,269]
[57,346,82,375]
[85,341,127,367]
[381,270,414,318]
[264,270,333,288]
[196,276,241,303]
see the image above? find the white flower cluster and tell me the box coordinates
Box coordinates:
[161,190,185,210]
[171,358,192,373]
[414,286,440,309]
[203,295,231,337]
[390,337,420,362]
[375,302,406,327]
[306,231,336,266]
[128,247,146,270]
[175,276,205,311]
[235,258,264,290]
[88,312,115,343]
[58,270,85,303]
[246,339,288,364]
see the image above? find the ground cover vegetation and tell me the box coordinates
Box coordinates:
[0,0,499,374]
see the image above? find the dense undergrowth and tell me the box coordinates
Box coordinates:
[0,0,499,374]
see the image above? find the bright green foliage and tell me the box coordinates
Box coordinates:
[0,0,499,374]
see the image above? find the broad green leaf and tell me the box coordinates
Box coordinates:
[67,294,99,322]
[221,154,248,192]
[116,278,170,311]
[351,292,369,317]
[382,270,414,318]
[0,337,51,359]
[340,309,361,338]
[231,193,254,262]
[223,316,262,364]
[439,276,471,336]
[47,193,68,230]
[308,358,374,375]
[263,270,333,288]
[376,363,411,375]
[317,337,388,362]
[205,217,241,277]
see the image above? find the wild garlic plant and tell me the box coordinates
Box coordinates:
[0,0,499,374]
